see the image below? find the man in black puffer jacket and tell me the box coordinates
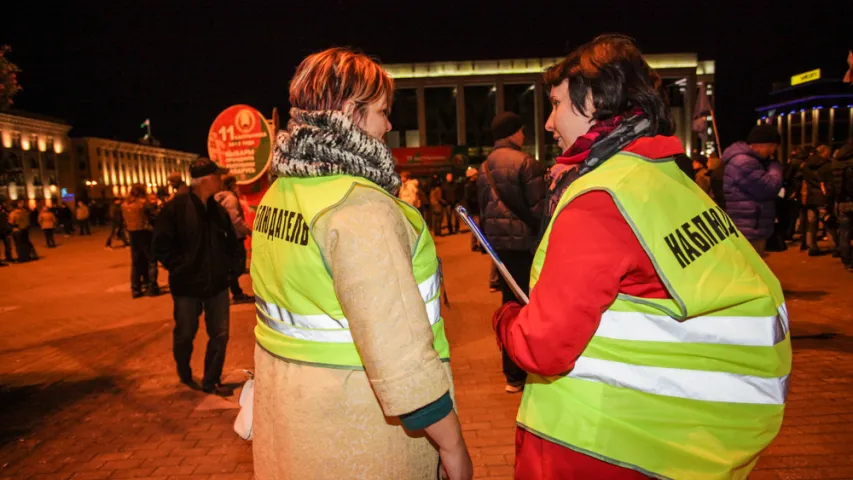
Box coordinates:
[830,139,853,270]
[477,112,546,393]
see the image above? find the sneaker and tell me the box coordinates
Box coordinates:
[131,291,144,299]
[489,287,499,293]
[505,384,524,394]
[147,288,161,297]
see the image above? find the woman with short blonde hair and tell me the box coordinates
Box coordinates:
[251,48,472,480]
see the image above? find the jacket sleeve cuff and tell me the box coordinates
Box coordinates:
[399,391,453,431]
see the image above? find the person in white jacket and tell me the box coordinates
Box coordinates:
[215,175,253,304]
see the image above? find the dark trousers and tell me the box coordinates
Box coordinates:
[78,219,91,235]
[172,289,230,387]
[129,231,158,294]
[800,206,820,251]
[431,208,444,236]
[838,202,853,266]
[1,234,13,262]
[43,229,56,247]
[62,219,73,235]
[229,241,248,297]
[443,204,460,234]
[12,229,31,262]
[495,249,533,386]
[106,224,129,247]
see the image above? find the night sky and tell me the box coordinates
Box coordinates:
[3,0,851,155]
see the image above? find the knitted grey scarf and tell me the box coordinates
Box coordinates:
[272,108,401,194]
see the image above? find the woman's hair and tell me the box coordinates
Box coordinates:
[289,47,394,121]
[543,34,673,135]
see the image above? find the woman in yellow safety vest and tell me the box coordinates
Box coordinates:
[491,34,790,479]
[250,47,472,480]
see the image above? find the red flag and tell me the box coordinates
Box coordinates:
[844,50,853,84]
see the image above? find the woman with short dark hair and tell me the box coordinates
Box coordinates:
[492,35,789,479]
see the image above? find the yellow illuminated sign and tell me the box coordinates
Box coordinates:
[791,69,821,86]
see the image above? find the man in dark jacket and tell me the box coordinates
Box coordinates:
[105,198,129,249]
[477,111,546,393]
[722,125,783,256]
[830,139,853,270]
[153,158,237,395]
[798,144,832,255]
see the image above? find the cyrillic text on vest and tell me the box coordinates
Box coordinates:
[253,205,310,246]
[664,206,739,268]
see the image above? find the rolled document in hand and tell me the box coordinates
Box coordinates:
[455,206,530,305]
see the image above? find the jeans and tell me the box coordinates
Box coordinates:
[129,230,158,294]
[494,249,533,386]
[229,241,248,297]
[172,289,230,387]
[43,229,56,247]
[78,219,91,235]
[838,202,853,266]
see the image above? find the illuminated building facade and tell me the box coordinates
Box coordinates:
[755,68,853,161]
[0,110,72,208]
[72,137,198,199]
[384,54,714,169]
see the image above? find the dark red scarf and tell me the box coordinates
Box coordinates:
[557,110,642,165]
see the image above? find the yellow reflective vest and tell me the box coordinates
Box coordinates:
[517,152,791,479]
[250,174,450,369]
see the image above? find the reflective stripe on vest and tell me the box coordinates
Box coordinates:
[255,271,442,343]
[596,304,788,347]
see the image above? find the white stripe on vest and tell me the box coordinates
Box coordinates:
[256,272,441,343]
[595,304,788,347]
[568,356,789,405]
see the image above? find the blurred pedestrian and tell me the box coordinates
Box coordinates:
[441,173,461,234]
[722,125,783,255]
[477,111,546,393]
[76,201,91,236]
[166,172,189,203]
[38,206,57,248]
[214,174,253,304]
[693,155,712,196]
[398,171,421,208]
[58,202,73,235]
[0,203,12,265]
[105,198,129,249]
[830,138,853,271]
[429,179,445,236]
[123,184,160,298]
[153,158,236,396]
[9,201,34,262]
[798,144,832,255]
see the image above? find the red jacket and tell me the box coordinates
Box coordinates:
[495,136,684,479]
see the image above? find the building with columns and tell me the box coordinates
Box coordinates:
[755,68,853,161]
[384,54,714,169]
[0,110,73,208]
[72,137,198,200]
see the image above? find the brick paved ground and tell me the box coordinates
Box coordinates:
[0,226,852,479]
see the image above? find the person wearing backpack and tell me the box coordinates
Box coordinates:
[830,138,853,271]
[477,111,546,393]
